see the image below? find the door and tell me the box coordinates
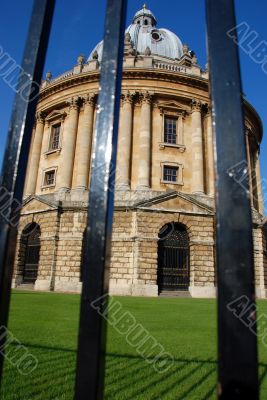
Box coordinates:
[158,223,189,292]
[22,224,41,284]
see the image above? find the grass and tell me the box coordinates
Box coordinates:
[0,291,267,399]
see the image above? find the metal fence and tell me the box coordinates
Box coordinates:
[0,0,259,399]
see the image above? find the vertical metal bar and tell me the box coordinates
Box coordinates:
[0,0,55,382]
[206,0,259,398]
[74,0,127,399]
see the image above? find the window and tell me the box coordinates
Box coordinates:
[44,170,55,187]
[164,117,177,144]
[163,166,178,183]
[151,30,161,41]
[49,124,61,151]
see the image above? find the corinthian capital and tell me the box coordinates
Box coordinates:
[191,99,203,113]
[141,91,153,105]
[68,96,80,111]
[83,93,96,107]
[204,103,212,117]
[121,91,134,105]
[36,111,45,124]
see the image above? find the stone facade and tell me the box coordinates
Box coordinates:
[13,5,267,298]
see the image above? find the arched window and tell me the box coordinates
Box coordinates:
[144,19,148,25]
[157,223,189,293]
[20,223,41,284]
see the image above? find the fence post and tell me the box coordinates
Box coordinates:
[0,0,55,382]
[74,1,127,399]
[206,0,259,398]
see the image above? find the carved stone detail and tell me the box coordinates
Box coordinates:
[77,54,85,66]
[141,91,152,105]
[203,103,211,117]
[191,99,202,113]
[121,91,134,105]
[36,111,45,124]
[83,93,96,107]
[68,97,80,111]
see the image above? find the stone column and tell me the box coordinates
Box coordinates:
[191,100,204,194]
[255,151,263,213]
[206,109,215,196]
[74,94,95,190]
[25,112,45,195]
[137,92,152,189]
[245,132,253,200]
[117,92,133,189]
[59,97,79,191]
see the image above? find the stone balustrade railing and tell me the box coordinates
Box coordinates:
[42,60,208,89]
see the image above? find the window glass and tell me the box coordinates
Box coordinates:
[164,117,177,144]
[163,166,178,182]
[49,124,61,150]
[44,170,55,186]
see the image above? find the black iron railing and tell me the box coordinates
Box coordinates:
[0,0,259,399]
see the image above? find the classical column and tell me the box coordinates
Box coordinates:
[25,111,45,195]
[137,92,152,189]
[245,131,253,200]
[59,97,79,191]
[191,99,204,194]
[255,151,263,213]
[206,108,215,196]
[117,92,133,189]
[74,94,95,190]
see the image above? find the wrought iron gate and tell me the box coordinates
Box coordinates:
[158,223,189,292]
[22,224,40,284]
[0,0,261,399]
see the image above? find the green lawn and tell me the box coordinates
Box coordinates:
[1,291,267,399]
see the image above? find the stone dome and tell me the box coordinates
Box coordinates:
[88,4,183,62]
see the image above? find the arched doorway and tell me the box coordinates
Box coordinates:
[157,223,190,292]
[20,223,41,284]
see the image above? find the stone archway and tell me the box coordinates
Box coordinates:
[157,222,190,293]
[20,223,41,284]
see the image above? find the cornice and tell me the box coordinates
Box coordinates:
[122,69,209,91]
[38,68,263,145]
[39,68,209,102]
[39,71,100,101]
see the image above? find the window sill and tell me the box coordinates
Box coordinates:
[44,148,61,158]
[161,180,184,186]
[41,184,56,190]
[159,143,186,152]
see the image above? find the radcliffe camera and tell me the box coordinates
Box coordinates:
[0,1,266,399]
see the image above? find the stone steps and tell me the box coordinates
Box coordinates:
[159,290,191,298]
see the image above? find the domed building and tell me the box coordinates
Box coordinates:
[13,4,267,298]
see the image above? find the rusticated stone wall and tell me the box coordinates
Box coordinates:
[13,204,267,298]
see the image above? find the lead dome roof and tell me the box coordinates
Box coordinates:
[88,4,184,61]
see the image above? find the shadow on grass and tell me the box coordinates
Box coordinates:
[1,343,267,400]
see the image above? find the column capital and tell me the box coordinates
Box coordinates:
[83,93,96,107]
[121,91,134,105]
[36,111,46,124]
[68,96,80,111]
[202,103,211,117]
[140,91,153,105]
[191,99,203,113]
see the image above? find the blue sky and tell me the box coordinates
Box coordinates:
[0,0,266,211]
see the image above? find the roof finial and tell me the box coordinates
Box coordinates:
[143,3,147,8]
